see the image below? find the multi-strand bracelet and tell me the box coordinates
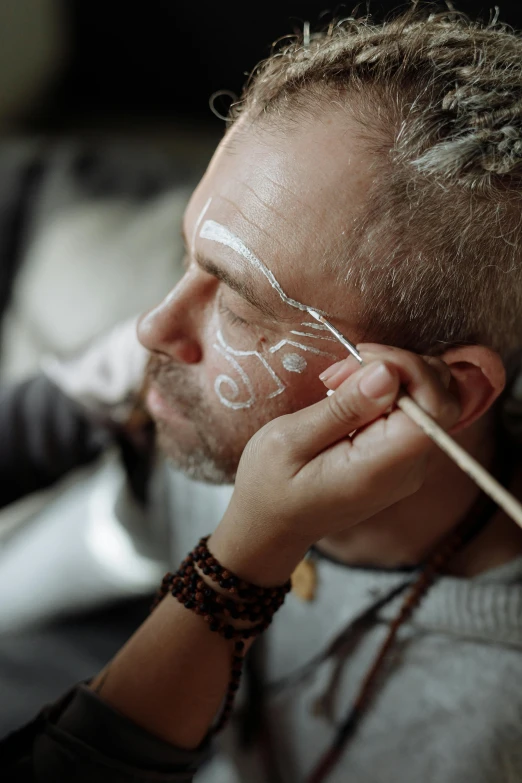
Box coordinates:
[151,535,291,732]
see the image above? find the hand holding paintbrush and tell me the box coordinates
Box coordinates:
[308,309,522,529]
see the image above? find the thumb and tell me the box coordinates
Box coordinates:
[288,361,400,463]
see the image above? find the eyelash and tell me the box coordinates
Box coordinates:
[218,302,251,329]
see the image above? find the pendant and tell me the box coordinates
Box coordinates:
[291,557,317,602]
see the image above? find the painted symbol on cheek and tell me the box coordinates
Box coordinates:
[301,322,331,331]
[269,338,335,359]
[290,330,336,342]
[282,353,307,373]
[213,341,256,410]
[211,326,337,410]
[213,330,285,409]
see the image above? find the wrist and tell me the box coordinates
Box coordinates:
[209,516,310,588]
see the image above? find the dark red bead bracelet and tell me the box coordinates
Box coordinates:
[151,535,291,732]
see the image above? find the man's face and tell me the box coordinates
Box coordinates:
[138,114,372,482]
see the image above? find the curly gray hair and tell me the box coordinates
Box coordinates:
[232,5,522,361]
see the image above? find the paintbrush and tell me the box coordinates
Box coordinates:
[308,308,522,529]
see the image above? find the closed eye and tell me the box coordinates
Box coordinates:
[218,301,251,329]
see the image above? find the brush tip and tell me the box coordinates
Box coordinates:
[307,308,323,323]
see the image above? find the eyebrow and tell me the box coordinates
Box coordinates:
[194,250,281,320]
[181,224,283,319]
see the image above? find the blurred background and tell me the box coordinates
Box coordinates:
[1,0,522,769]
[1,0,522,378]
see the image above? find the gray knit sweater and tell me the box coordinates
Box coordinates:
[160,467,522,783]
[15,530,522,783]
[213,556,522,783]
[3,376,522,782]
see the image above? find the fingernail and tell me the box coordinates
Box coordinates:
[319,361,343,382]
[359,362,394,400]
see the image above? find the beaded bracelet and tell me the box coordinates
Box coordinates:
[150,536,291,732]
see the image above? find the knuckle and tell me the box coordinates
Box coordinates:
[328,388,363,426]
[258,416,299,454]
[390,459,427,500]
[409,352,429,375]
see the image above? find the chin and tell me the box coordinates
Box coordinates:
[155,421,238,485]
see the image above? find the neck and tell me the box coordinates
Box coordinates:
[318,416,522,576]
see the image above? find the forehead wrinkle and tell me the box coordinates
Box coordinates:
[198,220,356,332]
[217,181,333,267]
[229,176,304,238]
[212,193,331,290]
[185,205,352,327]
[215,193,295,257]
[205,200,348,323]
[253,171,325,224]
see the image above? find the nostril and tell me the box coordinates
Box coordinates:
[174,342,200,365]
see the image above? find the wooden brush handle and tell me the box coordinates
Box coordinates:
[397,393,522,528]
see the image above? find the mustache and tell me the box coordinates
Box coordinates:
[145,354,203,415]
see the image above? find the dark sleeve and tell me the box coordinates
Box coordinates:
[0,684,210,782]
[0,375,111,509]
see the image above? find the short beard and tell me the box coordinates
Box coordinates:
[146,356,239,484]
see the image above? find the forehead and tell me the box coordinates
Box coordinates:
[185,112,373,320]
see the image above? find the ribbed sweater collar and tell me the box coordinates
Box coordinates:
[315,555,522,648]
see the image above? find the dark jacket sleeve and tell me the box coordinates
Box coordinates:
[0,375,111,509]
[0,684,209,782]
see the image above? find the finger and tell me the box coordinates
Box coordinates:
[355,344,460,424]
[319,360,345,382]
[320,356,363,390]
[321,349,452,395]
[280,360,401,464]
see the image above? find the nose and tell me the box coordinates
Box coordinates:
[138,268,209,364]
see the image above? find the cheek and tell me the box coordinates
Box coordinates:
[210,331,284,411]
[207,332,330,414]
[202,310,338,413]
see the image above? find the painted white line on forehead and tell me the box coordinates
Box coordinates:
[191,197,212,256]
[199,219,326,315]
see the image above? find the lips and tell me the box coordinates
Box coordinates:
[145,354,204,425]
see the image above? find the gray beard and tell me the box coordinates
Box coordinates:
[155,419,237,485]
[147,356,240,485]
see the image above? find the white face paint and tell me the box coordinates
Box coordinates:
[268,338,334,359]
[200,220,326,315]
[191,198,212,256]
[213,329,285,409]
[290,329,336,342]
[282,353,307,373]
[213,332,257,410]
[199,219,336,410]
[301,322,331,331]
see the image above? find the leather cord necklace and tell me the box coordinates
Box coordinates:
[241,439,515,783]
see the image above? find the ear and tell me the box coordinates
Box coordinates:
[440,345,506,434]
